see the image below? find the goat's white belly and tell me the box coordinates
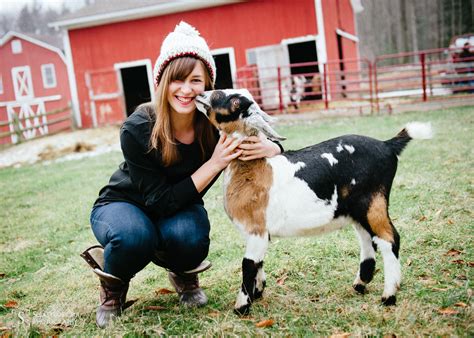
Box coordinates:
[265,156,346,237]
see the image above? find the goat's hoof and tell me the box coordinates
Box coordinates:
[381,295,396,306]
[254,280,266,300]
[253,290,264,300]
[353,283,366,294]
[234,304,251,316]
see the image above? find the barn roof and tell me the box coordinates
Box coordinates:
[0,31,66,63]
[50,0,241,30]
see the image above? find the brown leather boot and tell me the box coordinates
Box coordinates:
[94,269,129,328]
[80,246,130,328]
[168,272,207,307]
[168,260,212,307]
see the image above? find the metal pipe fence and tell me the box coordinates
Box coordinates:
[236,46,474,114]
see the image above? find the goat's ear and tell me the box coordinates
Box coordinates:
[245,109,286,141]
[248,103,275,124]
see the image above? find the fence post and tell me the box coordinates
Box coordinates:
[373,60,380,113]
[277,66,283,113]
[323,63,329,109]
[368,61,374,114]
[12,111,22,144]
[420,53,427,102]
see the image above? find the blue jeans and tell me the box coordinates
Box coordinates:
[90,202,210,281]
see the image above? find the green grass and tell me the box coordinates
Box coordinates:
[1,106,473,336]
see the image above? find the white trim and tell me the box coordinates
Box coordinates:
[315,0,330,100]
[0,95,61,107]
[281,35,317,45]
[41,63,57,88]
[11,66,34,100]
[84,72,97,128]
[351,0,364,13]
[336,28,359,43]
[89,93,122,101]
[314,0,327,64]
[0,31,67,64]
[63,31,81,128]
[114,58,155,106]
[211,47,237,88]
[49,1,242,30]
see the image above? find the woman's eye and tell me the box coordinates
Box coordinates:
[192,79,203,83]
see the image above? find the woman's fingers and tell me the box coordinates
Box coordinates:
[228,149,244,160]
[238,142,259,150]
[244,135,260,143]
[218,133,227,145]
[239,152,262,161]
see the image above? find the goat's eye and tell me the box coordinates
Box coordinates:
[230,98,240,111]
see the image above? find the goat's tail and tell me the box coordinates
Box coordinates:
[385,122,433,156]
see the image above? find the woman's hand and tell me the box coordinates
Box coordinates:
[238,132,281,161]
[208,133,244,172]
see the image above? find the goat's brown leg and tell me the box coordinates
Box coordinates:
[234,232,269,315]
[366,192,401,305]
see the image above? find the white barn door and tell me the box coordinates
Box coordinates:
[8,66,48,143]
[253,44,290,109]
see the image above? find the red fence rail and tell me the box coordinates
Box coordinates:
[236,46,474,114]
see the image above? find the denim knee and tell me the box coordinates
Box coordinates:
[157,204,210,272]
[90,202,159,280]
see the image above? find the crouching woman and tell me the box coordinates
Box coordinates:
[81,21,282,328]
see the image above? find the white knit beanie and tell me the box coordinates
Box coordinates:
[153,21,216,87]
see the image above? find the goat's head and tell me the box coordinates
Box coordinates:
[195,89,286,141]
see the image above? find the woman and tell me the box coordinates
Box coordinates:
[82,22,283,328]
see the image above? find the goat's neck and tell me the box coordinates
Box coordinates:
[224,129,265,170]
[229,157,266,172]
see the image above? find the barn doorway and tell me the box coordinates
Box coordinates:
[212,48,236,89]
[115,60,154,117]
[285,38,321,100]
[120,66,151,116]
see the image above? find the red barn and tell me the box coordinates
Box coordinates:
[0,31,72,144]
[51,0,361,128]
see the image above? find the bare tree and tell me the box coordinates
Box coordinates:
[356,0,473,58]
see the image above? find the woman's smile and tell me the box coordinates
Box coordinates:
[175,96,194,105]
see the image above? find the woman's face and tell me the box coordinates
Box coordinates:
[167,61,206,116]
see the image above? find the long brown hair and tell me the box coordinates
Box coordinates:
[148,57,216,166]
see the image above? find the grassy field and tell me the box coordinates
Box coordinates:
[0,106,472,336]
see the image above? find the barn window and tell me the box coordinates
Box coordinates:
[41,64,57,88]
[0,74,3,94]
[12,40,22,54]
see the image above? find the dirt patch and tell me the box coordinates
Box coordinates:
[38,142,96,161]
[0,125,121,169]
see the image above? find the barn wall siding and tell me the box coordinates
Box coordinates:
[67,0,358,127]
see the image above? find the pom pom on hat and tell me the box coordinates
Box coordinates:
[153,21,216,86]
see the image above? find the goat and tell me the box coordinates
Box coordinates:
[195,89,432,315]
[288,75,307,109]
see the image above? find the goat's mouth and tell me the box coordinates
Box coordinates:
[195,95,211,116]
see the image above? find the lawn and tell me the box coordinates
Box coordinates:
[0,106,472,336]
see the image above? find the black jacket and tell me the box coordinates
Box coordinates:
[94,106,218,219]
